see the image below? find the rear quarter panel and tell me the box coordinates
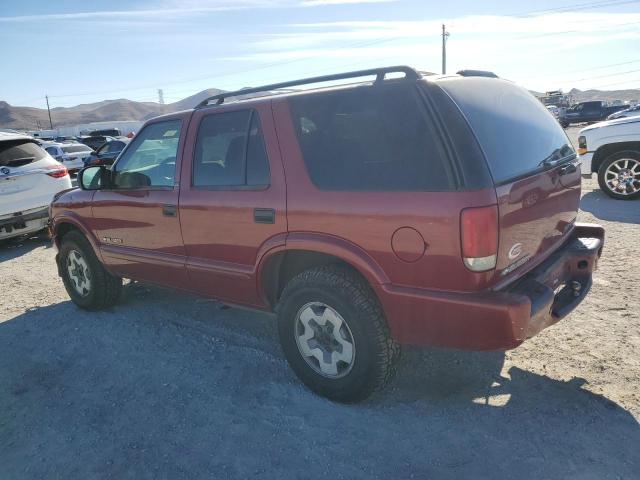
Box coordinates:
[272,98,498,293]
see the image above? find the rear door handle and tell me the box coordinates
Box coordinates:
[254,208,275,224]
[162,204,177,217]
[558,163,577,176]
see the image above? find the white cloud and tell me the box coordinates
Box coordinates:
[0,0,397,22]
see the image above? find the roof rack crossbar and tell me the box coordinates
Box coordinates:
[196,66,421,108]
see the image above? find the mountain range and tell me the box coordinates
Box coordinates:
[1,86,638,130]
[0,89,223,130]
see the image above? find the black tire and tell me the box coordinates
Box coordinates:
[597,150,640,200]
[560,121,569,128]
[59,231,122,310]
[276,265,400,403]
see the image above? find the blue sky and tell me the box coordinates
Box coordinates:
[1,0,639,108]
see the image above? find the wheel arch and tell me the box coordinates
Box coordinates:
[53,215,103,261]
[257,233,389,310]
[592,142,640,173]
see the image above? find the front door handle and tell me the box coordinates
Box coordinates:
[254,208,275,224]
[162,204,177,217]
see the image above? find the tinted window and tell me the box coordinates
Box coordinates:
[0,141,46,167]
[62,145,92,153]
[437,77,574,183]
[45,146,59,156]
[289,84,451,191]
[193,110,270,187]
[113,120,181,189]
[107,141,125,153]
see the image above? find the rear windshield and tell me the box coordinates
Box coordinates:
[436,78,574,183]
[0,140,46,167]
[289,83,453,191]
[62,145,92,153]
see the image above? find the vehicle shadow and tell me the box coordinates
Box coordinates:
[0,231,51,263]
[580,190,640,224]
[0,293,638,479]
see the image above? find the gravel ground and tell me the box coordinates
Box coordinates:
[1,174,638,479]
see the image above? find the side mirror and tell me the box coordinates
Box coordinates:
[78,165,110,190]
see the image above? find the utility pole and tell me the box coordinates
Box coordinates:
[441,24,450,74]
[45,95,53,129]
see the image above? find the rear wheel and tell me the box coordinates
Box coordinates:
[59,231,122,310]
[597,150,640,200]
[277,265,400,403]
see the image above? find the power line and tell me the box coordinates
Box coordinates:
[513,0,640,17]
[43,36,406,102]
[560,68,640,83]
[585,77,640,88]
[517,21,638,39]
[560,58,640,73]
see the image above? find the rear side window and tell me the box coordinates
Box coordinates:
[436,78,574,184]
[0,141,47,167]
[193,110,270,188]
[289,84,452,191]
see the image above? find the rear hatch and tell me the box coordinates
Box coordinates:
[435,77,581,286]
[0,139,68,216]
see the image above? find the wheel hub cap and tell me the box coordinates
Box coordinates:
[605,158,640,195]
[294,302,355,378]
[67,249,91,297]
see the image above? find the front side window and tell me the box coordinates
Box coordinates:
[289,84,451,191]
[112,120,181,189]
[193,110,270,188]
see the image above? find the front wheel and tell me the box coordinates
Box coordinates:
[59,231,122,310]
[597,150,640,200]
[277,265,400,403]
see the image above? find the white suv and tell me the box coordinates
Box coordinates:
[0,132,73,240]
[579,117,640,200]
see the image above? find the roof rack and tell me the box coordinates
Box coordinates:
[196,66,422,108]
[456,69,499,78]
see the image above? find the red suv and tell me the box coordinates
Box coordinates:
[50,67,604,402]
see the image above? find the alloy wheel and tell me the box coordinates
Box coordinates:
[66,249,92,297]
[604,158,640,196]
[294,302,356,378]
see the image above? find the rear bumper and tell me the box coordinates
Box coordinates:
[378,223,604,350]
[0,206,49,239]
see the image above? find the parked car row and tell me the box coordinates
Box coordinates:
[41,142,94,172]
[558,101,628,128]
[0,125,134,242]
[0,132,72,241]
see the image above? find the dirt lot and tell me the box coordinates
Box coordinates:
[1,174,639,479]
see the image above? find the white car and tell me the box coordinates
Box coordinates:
[606,105,640,121]
[578,116,640,199]
[546,105,560,118]
[42,142,94,172]
[0,132,73,241]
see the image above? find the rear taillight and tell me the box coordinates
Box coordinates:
[46,165,69,178]
[460,205,498,272]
